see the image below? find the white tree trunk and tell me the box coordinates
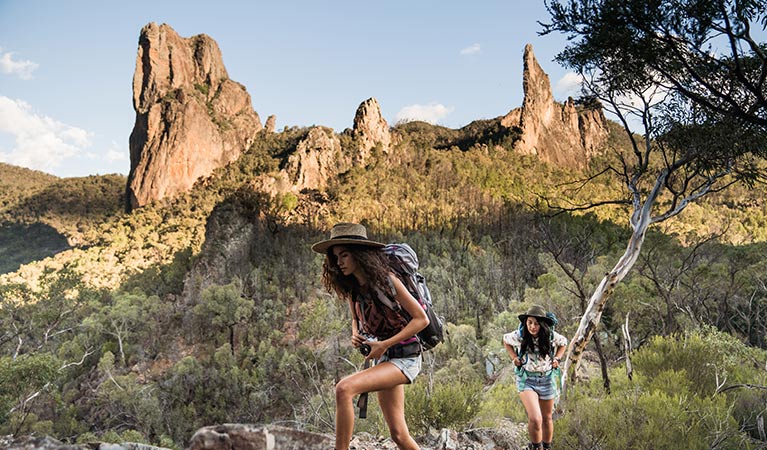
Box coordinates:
[561,199,653,394]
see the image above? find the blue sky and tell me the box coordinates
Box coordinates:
[0,1,580,178]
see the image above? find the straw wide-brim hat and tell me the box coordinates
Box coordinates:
[311,222,385,254]
[518,305,554,326]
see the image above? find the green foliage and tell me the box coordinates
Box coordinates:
[93,371,162,441]
[193,281,253,350]
[0,162,58,210]
[475,383,527,427]
[558,378,739,450]
[297,296,347,342]
[0,353,59,425]
[405,378,482,436]
[556,330,765,449]
[194,83,209,96]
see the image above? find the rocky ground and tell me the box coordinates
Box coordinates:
[2,420,529,450]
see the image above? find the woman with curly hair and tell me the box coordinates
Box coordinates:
[312,222,429,450]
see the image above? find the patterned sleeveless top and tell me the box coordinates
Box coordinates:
[353,287,408,340]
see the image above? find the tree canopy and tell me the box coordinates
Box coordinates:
[541,0,767,387]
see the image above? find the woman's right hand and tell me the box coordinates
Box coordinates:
[351,332,365,348]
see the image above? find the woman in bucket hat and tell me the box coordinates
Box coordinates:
[312,222,429,450]
[503,305,568,450]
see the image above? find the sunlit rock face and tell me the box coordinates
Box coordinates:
[127,22,262,210]
[502,44,608,168]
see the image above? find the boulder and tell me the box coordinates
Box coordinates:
[188,424,333,450]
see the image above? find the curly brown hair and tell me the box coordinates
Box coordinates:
[321,244,392,300]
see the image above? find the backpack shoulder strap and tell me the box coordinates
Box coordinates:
[374,277,400,312]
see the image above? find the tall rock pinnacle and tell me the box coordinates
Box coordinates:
[126,22,262,211]
[502,44,608,167]
[352,97,391,158]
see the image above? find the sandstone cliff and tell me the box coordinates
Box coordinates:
[127,22,262,211]
[501,44,608,167]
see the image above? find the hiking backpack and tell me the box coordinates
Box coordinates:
[373,243,444,350]
[517,310,558,360]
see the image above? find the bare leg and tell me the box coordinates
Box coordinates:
[519,391,543,444]
[539,398,555,444]
[335,362,411,450]
[378,376,420,450]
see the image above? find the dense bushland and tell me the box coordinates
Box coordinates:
[0,122,765,448]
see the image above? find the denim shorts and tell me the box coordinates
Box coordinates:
[379,354,422,383]
[517,372,557,400]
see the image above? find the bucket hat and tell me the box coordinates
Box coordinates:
[311,222,385,254]
[518,304,554,326]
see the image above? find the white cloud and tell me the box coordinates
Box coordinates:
[395,103,454,125]
[105,141,128,162]
[0,96,92,173]
[460,43,481,55]
[0,48,39,80]
[554,72,583,99]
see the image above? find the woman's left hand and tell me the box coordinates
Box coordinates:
[365,340,389,360]
[552,357,560,369]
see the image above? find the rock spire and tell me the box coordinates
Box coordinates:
[352,97,391,157]
[501,44,608,167]
[126,22,262,210]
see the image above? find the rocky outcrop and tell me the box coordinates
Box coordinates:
[6,422,527,450]
[0,435,169,450]
[187,422,528,450]
[283,126,347,192]
[264,115,277,133]
[501,44,608,167]
[127,22,262,211]
[181,193,264,305]
[352,97,391,158]
[262,98,390,196]
[189,424,333,450]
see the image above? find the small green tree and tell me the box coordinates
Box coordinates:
[193,281,254,353]
[0,353,59,434]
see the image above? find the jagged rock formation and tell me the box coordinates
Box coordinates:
[127,22,262,211]
[501,44,608,168]
[264,114,277,133]
[283,126,346,191]
[352,97,391,157]
[259,97,391,196]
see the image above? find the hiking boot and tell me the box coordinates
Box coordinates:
[527,444,543,450]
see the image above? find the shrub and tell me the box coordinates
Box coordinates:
[405,378,482,436]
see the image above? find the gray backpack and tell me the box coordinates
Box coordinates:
[375,243,444,350]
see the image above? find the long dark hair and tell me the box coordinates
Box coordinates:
[321,244,391,300]
[520,319,552,359]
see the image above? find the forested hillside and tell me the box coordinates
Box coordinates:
[1,115,766,449]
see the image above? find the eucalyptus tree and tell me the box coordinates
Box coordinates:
[541,0,767,388]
